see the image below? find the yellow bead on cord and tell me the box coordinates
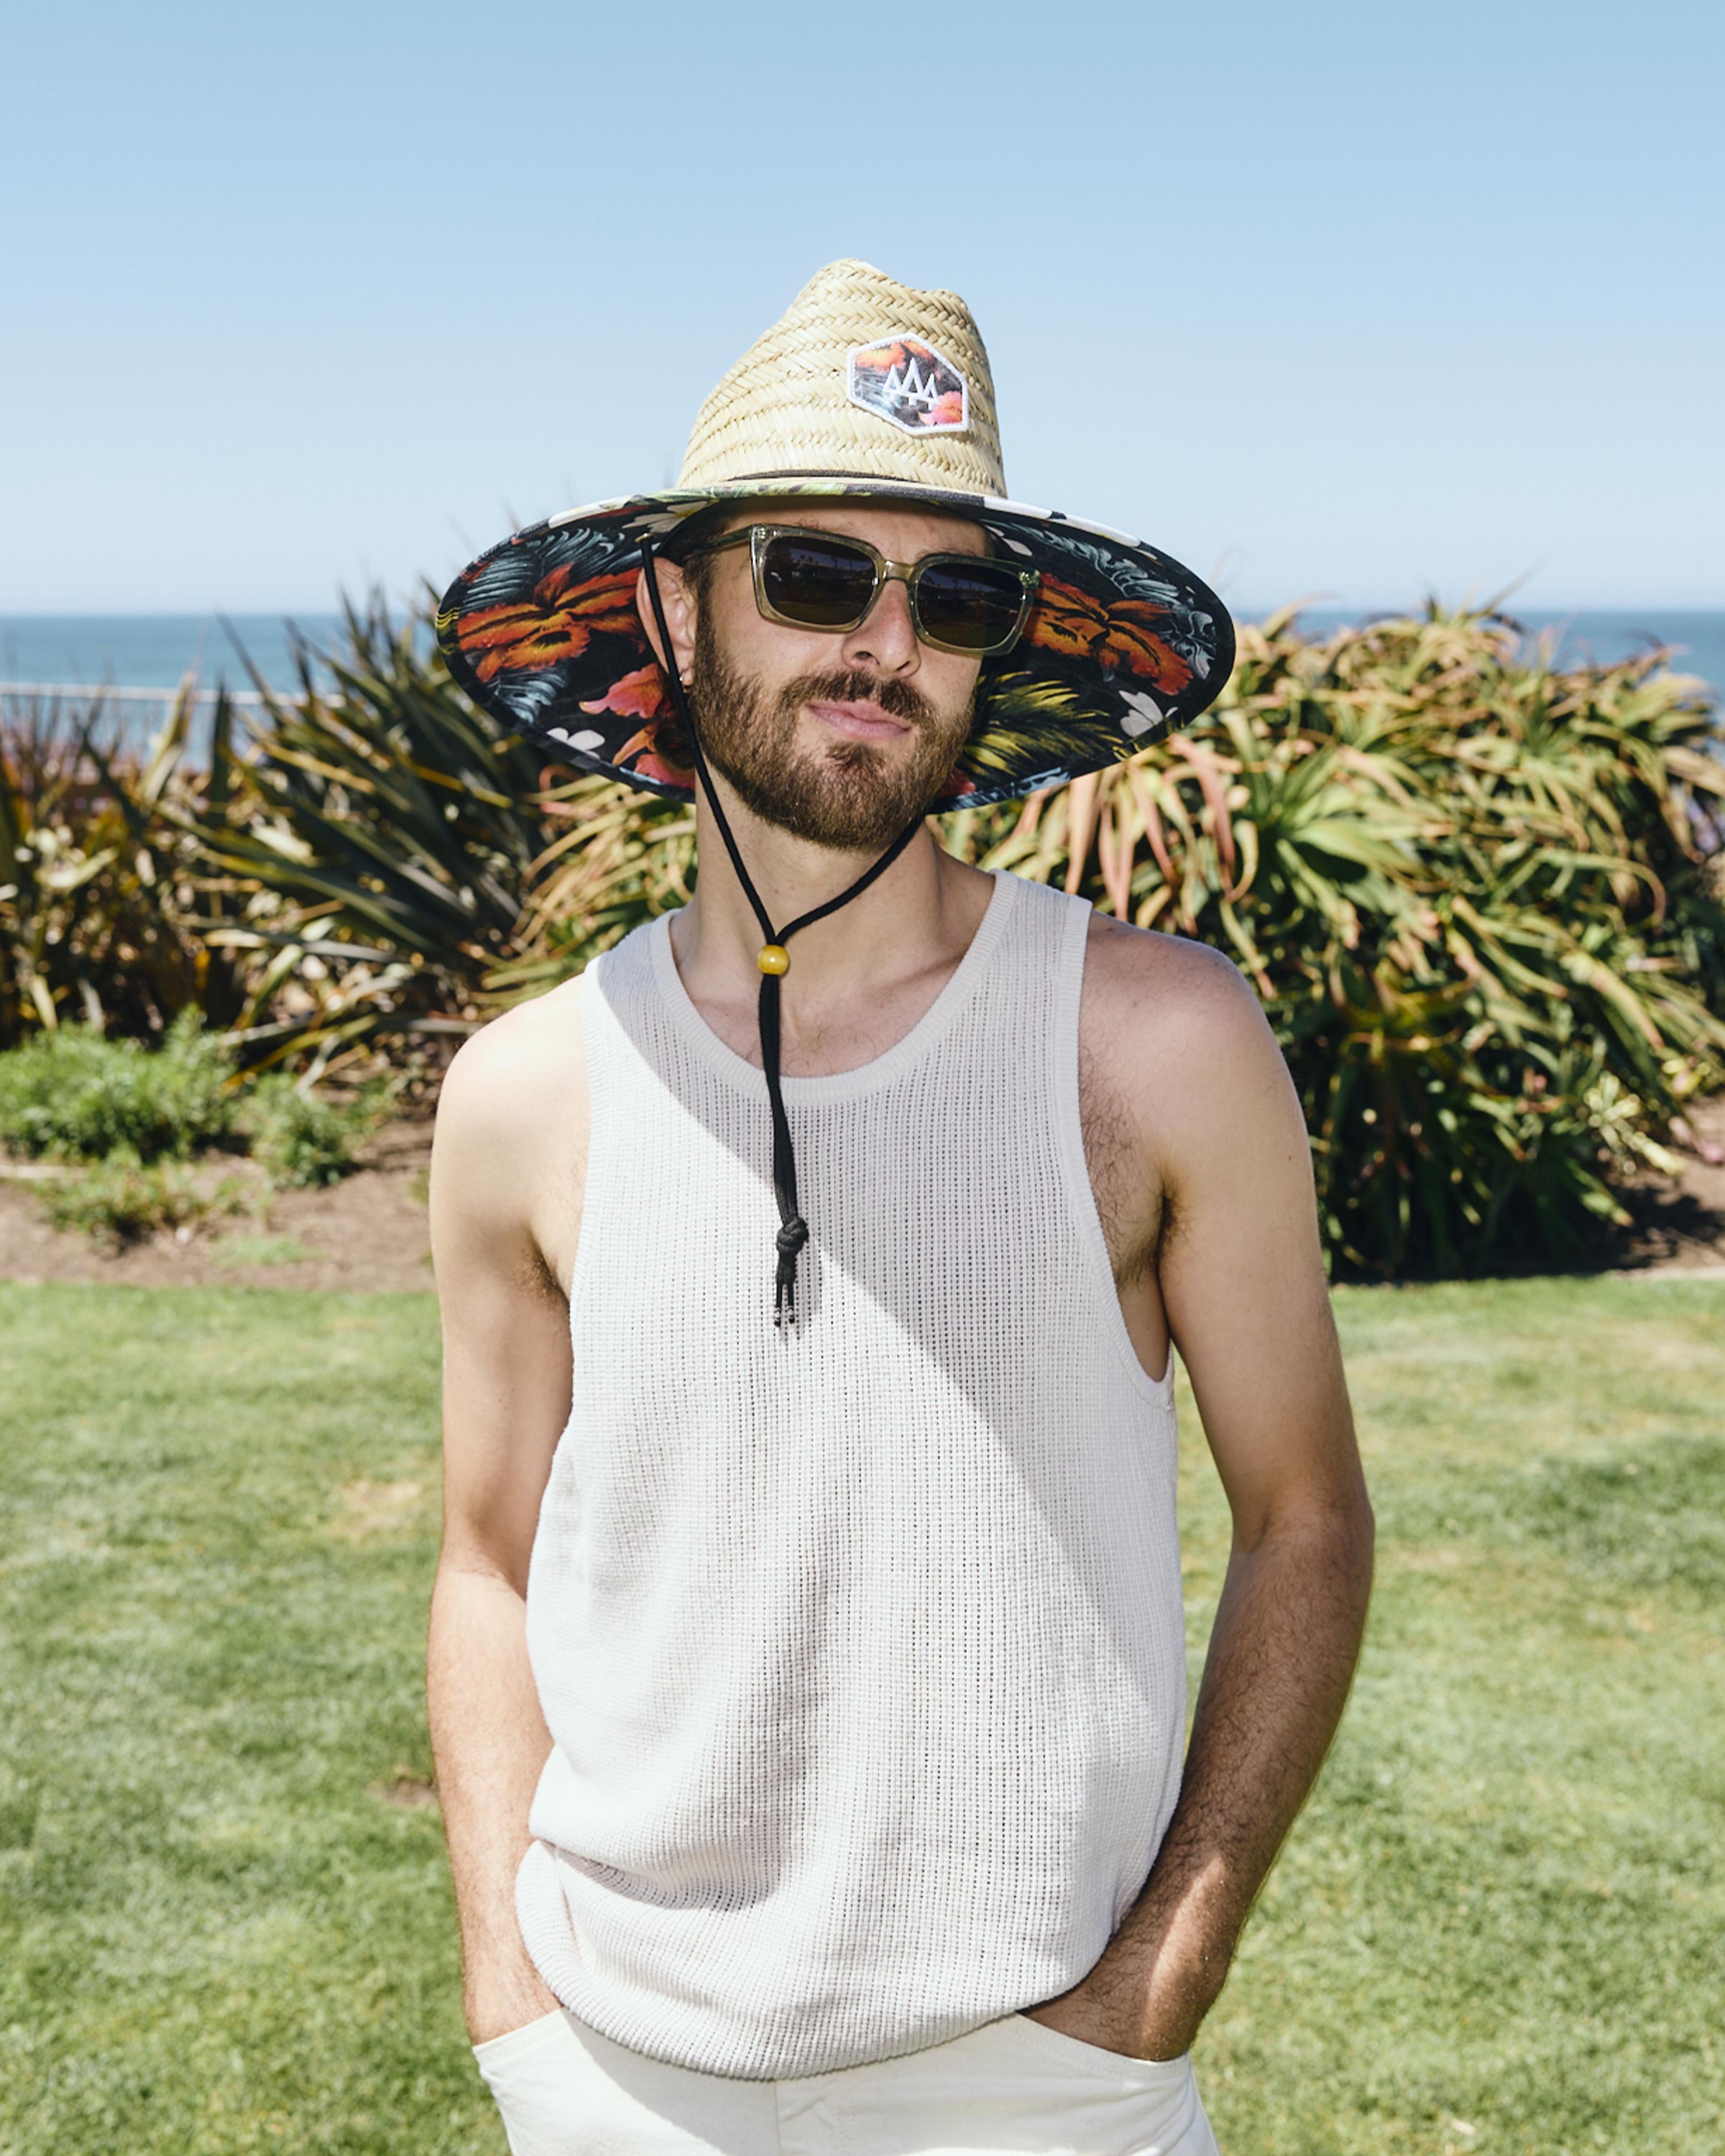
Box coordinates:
[758,944,790,976]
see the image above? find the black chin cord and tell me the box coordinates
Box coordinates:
[639,540,926,1326]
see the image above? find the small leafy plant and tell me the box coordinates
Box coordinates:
[0,1010,234,1162]
[38,1151,249,1247]
[0,1015,391,1240]
[238,1073,394,1189]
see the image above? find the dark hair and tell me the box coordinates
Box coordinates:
[646,510,745,768]
[658,501,747,606]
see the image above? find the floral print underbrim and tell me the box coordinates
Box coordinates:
[434,480,1235,811]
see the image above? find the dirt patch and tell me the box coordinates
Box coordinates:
[1,1100,1722,1292]
[368,1771,439,1810]
[0,1116,435,1294]
[330,1478,428,1541]
[1609,1095,1725,1276]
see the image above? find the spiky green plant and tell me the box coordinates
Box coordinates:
[183,599,556,1077]
[942,604,1725,1275]
[490,771,694,998]
[0,686,241,1045]
[494,604,1725,1274]
[21,596,1710,1278]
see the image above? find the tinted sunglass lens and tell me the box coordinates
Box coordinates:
[916,562,1027,651]
[760,535,879,627]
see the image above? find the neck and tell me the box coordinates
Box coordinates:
[668,774,990,1028]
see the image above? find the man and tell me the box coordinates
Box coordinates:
[427,261,1374,2156]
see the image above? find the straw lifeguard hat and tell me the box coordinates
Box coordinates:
[437,260,1234,809]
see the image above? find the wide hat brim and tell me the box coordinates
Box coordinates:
[435,475,1235,814]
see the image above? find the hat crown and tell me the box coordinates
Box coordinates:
[678,259,1006,498]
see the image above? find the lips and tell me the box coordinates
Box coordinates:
[807,699,914,743]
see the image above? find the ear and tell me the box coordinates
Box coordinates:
[635,558,698,685]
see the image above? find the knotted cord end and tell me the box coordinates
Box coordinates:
[773,1216,810,1328]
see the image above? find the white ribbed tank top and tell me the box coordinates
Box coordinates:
[516,869,1187,2080]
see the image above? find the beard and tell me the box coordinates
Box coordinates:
[686,609,976,852]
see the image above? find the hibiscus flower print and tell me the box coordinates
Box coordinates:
[580,662,670,724]
[614,720,694,789]
[456,566,640,684]
[1023,575,1195,695]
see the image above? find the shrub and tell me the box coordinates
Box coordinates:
[0,686,246,1046]
[185,601,553,1081]
[489,769,693,999]
[239,1073,394,1188]
[39,1152,249,1246]
[942,604,1725,1276]
[0,1016,385,1246]
[440,602,1725,1276]
[12,598,1719,1277]
[0,1010,236,1163]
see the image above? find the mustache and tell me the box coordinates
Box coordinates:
[775,668,940,729]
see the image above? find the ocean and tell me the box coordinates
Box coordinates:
[2,608,1720,757]
[0,614,349,701]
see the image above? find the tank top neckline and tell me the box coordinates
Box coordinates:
[643,865,1023,1107]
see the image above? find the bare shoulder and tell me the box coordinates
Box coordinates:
[1081,911,1276,1089]
[433,977,588,1158]
[430,976,590,1290]
[1078,912,1336,1447]
[1079,908,1308,1222]
[1075,912,1293,1284]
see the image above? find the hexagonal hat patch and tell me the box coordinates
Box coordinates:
[846,333,969,435]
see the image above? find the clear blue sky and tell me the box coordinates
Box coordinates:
[4,0,1721,616]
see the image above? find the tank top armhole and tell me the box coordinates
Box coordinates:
[564,956,615,1340]
[1049,896,1178,1411]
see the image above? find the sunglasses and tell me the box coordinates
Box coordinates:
[682,523,1040,657]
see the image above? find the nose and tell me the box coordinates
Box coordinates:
[841,573,920,676]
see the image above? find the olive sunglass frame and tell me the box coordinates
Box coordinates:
[679,524,1041,658]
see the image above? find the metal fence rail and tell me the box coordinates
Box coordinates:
[0,681,272,706]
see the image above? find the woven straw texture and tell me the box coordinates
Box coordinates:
[678,259,1007,497]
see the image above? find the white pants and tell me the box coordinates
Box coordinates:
[473,2005,1222,2155]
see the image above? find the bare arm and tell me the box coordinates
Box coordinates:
[1030,947,1374,2058]
[426,1003,585,2043]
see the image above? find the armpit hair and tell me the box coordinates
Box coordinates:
[1078,1038,1164,1289]
[512,1241,567,1309]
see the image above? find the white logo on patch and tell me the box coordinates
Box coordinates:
[847,334,970,435]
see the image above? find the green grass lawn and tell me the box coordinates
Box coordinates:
[0,1277,1721,2155]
